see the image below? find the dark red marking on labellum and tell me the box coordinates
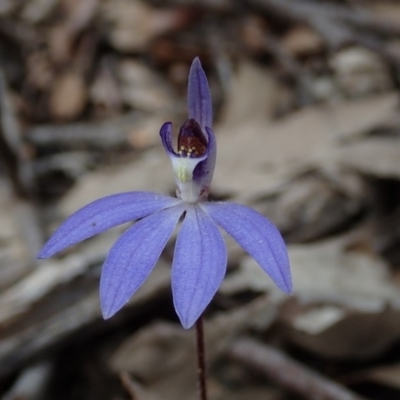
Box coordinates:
[177,119,207,158]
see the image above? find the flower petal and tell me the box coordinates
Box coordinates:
[159,122,175,156]
[202,202,292,293]
[38,192,180,258]
[187,57,212,131]
[172,205,227,329]
[100,204,184,319]
[193,126,216,190]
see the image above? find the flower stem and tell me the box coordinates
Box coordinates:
[195,316,208,400]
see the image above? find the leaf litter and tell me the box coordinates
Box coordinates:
[1,0,400,399]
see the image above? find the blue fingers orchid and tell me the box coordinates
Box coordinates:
[38,58,292,329]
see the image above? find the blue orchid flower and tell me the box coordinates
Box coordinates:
[38,58,292,329]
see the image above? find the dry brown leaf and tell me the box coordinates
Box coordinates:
[215,92,397,203]
[2,362,52,400]
[60,148,172,215]
[333,137,400,179]
[26,51,54,91]
[281,25,324,56]
[101,0,187,52]
[20,0,58,23]
[120,373,163,400]
[59,92,398,216]
[219,60,279,126]
[369,2,400,26]
[127,116,169,149]
[0,258,171,377]
[61,0,99,32]
[0,0,17,16]
[49,71,87,121]
[256,169,367,242]
[330,47,392,97]
[285,307,400,360]
[118,60,177,112]
[287,240,399,308]
[90,61,122,115]
[110,296,278,400]
[241,15,268,53]
[223,239,400,359]
[0,184,31,291]
[0,230,120,323]
[362,364,400,391]
[49,0,99,63]
[218,387,282,400]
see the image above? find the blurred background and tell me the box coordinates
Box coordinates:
[1,0,400,399]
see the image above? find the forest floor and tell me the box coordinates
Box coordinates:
[1,1,400,399]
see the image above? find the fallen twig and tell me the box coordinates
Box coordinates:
[229,338,368,400]
[28,112,142,148]
[249,0,400,51]
[2,362,52,400]
[0,67,44,259]
[120,372,163,400]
